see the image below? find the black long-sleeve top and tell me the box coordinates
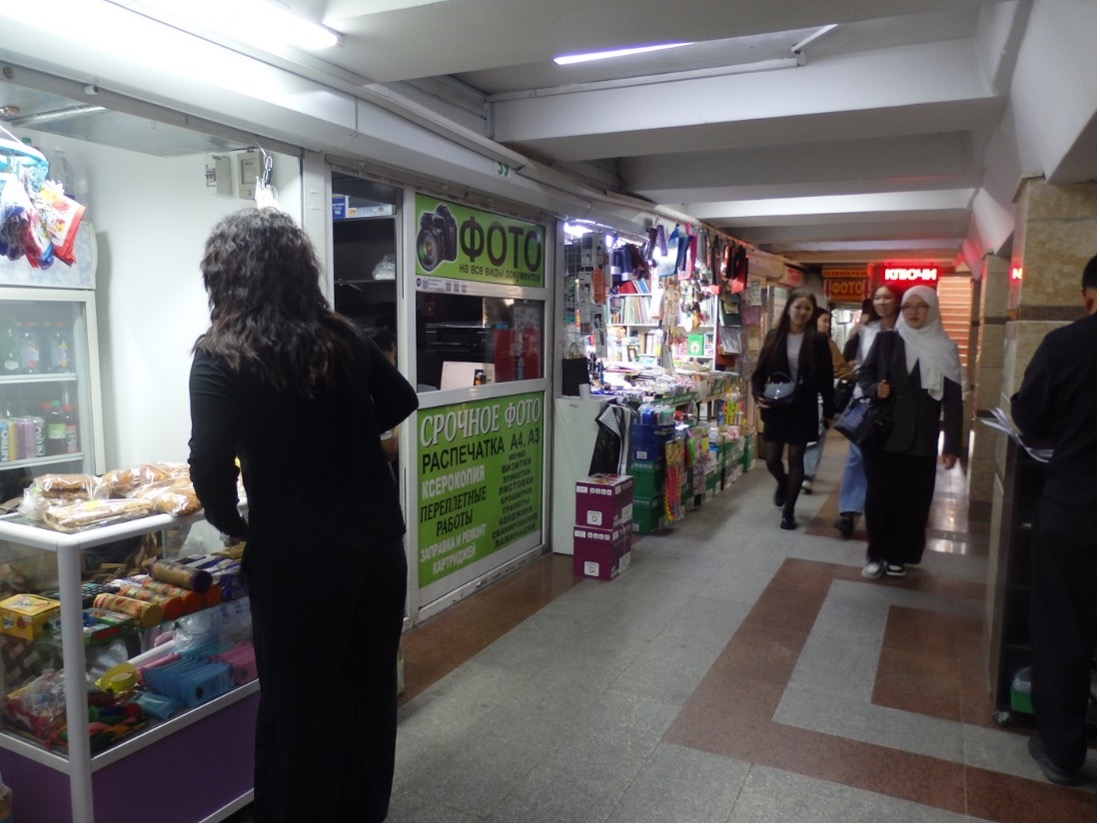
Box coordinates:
[1010,313,1097,508]
[188,332,419,543]
[857,331,962,459]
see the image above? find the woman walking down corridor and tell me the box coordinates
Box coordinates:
[751,289,835,530]
[857,285,963,579]
[833,285,901,538]
[802,307,854,494]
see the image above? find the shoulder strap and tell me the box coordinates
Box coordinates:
[877,331,896,381]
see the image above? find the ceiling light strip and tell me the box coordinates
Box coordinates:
[554,42,692,65]
[489,56,801,102]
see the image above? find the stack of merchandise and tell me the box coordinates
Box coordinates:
[572,473,634,580]
[628,420,673,533]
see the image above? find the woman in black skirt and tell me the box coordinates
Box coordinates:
[751,288,835,529]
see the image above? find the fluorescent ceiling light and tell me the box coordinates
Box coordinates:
[554,42,691,65]
[128,0,342,51]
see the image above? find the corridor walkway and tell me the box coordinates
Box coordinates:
[390,432,1096,822]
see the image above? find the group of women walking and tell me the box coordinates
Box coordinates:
[751,283,963,579]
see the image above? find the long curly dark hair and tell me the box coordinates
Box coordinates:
[194,208,360,397]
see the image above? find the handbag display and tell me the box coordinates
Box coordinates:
[761,372,796,408]
[834,396,890,448]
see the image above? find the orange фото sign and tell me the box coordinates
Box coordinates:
[824,279,867,301]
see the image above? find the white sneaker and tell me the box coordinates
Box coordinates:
[801,479,813,494]
[885,563,907,578]
[862,559,885,579]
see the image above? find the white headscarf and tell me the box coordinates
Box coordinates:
[895,285,962,400]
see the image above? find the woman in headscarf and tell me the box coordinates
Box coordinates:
[856,285,963,579]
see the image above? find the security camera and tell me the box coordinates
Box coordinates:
[83,84,100,95]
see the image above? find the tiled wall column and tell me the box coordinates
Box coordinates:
[989,177,1096,579]
[968,256,1009,524]
[984,178,1095,699]
[1002,178,1096,436]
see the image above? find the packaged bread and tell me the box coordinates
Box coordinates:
[126,477,201,516]
[18,474,105,524]
[43,498,156,533]
[100,463,188,496]
[33,473,106,501]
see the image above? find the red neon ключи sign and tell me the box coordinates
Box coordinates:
[882,265,939,283]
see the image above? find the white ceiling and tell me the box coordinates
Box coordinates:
[6,0,1092,272]
[287,0,1095,269]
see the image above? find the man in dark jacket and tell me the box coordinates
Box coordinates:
[1010,255,1097,786]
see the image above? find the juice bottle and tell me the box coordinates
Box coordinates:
[0,325,19,375]
[48,322,71,372]
[44,401,66,456]
[19,321,40,373]
[62,403,79,453]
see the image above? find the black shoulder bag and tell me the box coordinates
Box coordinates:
[834,333,894,449]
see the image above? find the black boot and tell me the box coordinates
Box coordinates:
[780,508,796,530]
[833,512,855,537]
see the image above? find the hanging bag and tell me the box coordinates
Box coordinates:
[834,332,895,449]
[834,396,890,448]
[761,372,797,408]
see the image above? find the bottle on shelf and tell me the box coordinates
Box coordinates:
[62,402,79,453]
[0,324,20,375]
[48,322,71,373]
[19,321,40,373]
[44,400,66,456]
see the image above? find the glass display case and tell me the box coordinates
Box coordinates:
[0,512,256,822]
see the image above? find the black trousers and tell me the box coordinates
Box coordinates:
[1029,496,1097,772]
[862,450,937,565]
[245,531,408,822]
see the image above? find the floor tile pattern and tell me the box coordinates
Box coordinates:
[385,432,1095,822]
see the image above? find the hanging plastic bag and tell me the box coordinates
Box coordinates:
[0,172,30,261]
[35,180,85,267]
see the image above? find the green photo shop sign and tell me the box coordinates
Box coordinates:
[414,194,545,287]
[416,392,544,586]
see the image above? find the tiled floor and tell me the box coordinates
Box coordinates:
[390,432,1097,822]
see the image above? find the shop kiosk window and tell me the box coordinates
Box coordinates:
[416,293,544,390]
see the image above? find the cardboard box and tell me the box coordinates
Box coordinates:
[628,460,666,499]
[573,524,631,580]
[1,594,61,641]
[575,474,634,529]
[632,496,667,534]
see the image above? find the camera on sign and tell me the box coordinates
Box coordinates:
[416,204,458,272]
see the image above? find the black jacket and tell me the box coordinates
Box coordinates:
[751,329,835,442]
[189,331,419,543]
[1010,313,1097,508]
[857,331,962,459]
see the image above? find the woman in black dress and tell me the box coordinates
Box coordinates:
[188,208,419,821]
[751,288,835,529]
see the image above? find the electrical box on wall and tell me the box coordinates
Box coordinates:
[205,155,232,196]
[238,151,262,200]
